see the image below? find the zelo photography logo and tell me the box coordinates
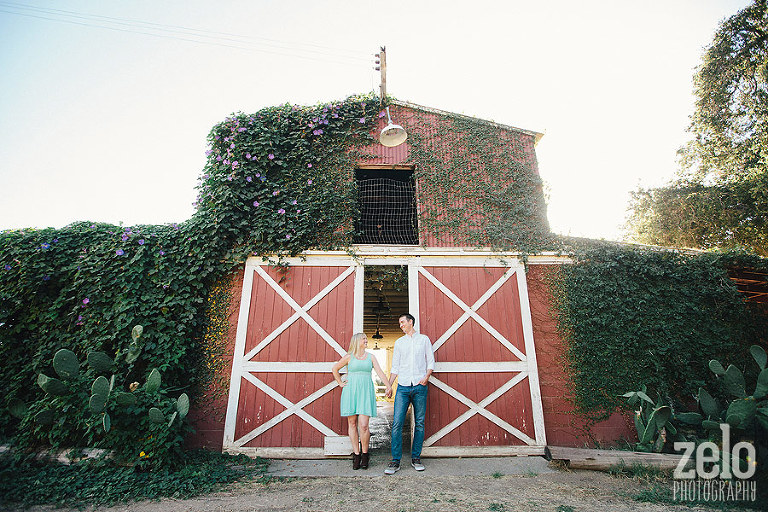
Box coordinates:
[673,424,757,502]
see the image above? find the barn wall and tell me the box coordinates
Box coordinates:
[526,264,635,447]
[358,104,544,248]
[186,270,243,451]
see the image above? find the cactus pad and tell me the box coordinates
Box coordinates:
[87,351,115,373]
[116,392,137,406]
[35,409,54,425]
[148,407,165,424]
[723,364,747,398]
[53,349,80,380]
[103,412,111,432]
[167,411,178,427]
[91,376,110,398]
[8,398,28,419]
[131,325,144,342]
[176,393,189,419]
[37,373,69,396]
[89,394,106,414]
[145,369,161,394]
[708,359,726,376]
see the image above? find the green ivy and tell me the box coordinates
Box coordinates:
[551,245,768,421]
[407,111,551,252]
[0,94,382,452]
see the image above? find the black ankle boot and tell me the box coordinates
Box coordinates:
[352,453,361,470]
[360,452,369,469]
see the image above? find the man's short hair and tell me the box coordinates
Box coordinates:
[399,313,415,325]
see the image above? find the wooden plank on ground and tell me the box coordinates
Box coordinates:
[548,446,690,471]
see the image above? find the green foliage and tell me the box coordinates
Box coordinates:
[553,245,768,420]
[407,111,551,252]
[13,335,192,467]
[0,450,268,509]
[627,1,768,255]
[0,94,381,447]
[621,386,676,452]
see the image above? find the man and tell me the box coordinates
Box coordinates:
[384,313,435,474]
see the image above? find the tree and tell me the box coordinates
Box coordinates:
[627,0,768,255]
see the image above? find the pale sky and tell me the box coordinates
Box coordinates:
[0,0,752,240]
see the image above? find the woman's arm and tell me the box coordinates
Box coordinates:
[371,354,391,393]
[331,354,351,387]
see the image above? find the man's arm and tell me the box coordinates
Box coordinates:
[419,336,435,386]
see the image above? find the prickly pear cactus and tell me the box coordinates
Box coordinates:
[8,398,27,419]
[145,369,161,394]
[53,349,80,380]
[37,373,69,396]
[148,407,165,424]
[176,393,189,419]
[87,351,115,373]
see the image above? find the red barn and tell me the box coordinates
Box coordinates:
[189,101,633,457]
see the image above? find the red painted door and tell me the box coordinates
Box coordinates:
[413,260,546,455]
[223,258,359,457]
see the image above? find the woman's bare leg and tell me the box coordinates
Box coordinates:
[347,415,360,454]
[358,415,371,453]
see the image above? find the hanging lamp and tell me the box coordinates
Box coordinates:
[379,106,407,147]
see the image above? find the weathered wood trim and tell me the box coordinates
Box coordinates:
[324,436,352,455]
[421,446,546,457]
[427,375,535,446]
[224,447,327,459]
[548,446,689,471]
[233,374,337,447]
[222,263,256,450]
[516,269,547,446]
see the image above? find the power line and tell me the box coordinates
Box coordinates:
[0,1,372,67]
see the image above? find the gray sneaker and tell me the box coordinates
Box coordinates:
[411,458,425,471]
[384,460,400,475]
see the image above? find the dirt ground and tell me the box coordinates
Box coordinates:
[25,466,756,512]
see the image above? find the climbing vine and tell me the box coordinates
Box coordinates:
[405,109,552,253]
[549,245,768,422]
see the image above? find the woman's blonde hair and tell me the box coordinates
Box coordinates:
[348,332,366,356]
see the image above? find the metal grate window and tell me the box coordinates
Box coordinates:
[354,169,418,245]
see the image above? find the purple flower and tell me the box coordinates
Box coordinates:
[41,243,50,249]
[278,208,286,214]
[238,127,247,132]
[42,275,50,281]
[230,143,235,149]
[332,113,339,118]
[260,176,266,182]
[286,234,292,239]
[308,123,315,128]
[359,117,366,123]
[379,111,386,118]
[159,250,165,256]
[268,153,275,160]
[253,201,260,207]
[246,153,251,159]
[246,176,252,182]
[291,200,298,205]
[82,298,90,305]
[116,249,124,256]
[313,129,324,135]
[297,209,302,213]
[138,239,145,245]
[216,156,222,161]
[90,224,96,229]
[307,163,312,168]
[3,265,10,270]
[77,315,83,322]
[121,234,129,241]
[307,179,313,185]
[232,161,239,167]
[255,173,261,177]
[273,190,280,196]
[53,239,58,243]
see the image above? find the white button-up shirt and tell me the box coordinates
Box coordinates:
[390,332,435,386]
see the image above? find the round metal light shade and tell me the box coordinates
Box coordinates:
[379,123,407,147]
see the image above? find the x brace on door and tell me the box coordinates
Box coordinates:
[223,260,361,453]
[413,262,547,451]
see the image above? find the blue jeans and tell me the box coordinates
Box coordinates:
[391,384,428,461]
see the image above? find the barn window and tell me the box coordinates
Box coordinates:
[354,168,418,245]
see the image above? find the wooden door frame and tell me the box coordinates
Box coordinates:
[223,249,565,458]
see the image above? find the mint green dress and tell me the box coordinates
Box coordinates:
[340,353,377,417]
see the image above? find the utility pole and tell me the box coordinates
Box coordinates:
[375,46,386,105]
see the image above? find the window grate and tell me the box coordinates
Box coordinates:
[355,171,418,245]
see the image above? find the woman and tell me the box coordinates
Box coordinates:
[332,333,391,470]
